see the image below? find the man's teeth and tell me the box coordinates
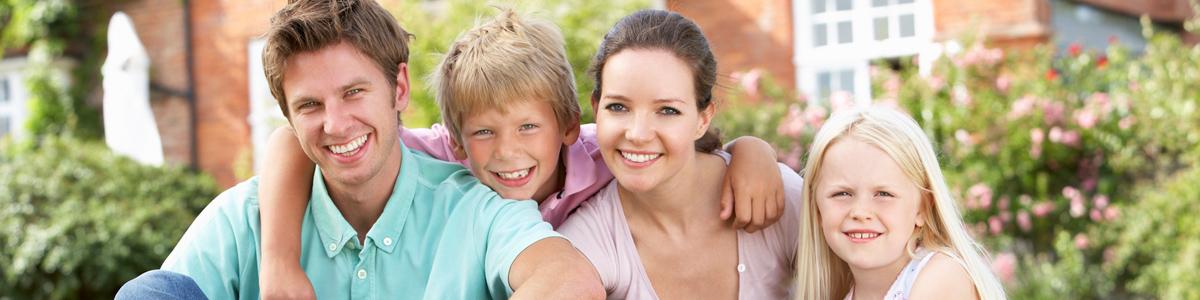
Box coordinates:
[621,151,661,163]
[497,168,530,180]
[330,134,368,154]
[849,232,881,239]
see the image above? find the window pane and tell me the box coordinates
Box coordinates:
[813,0,826,14]
[839,69,855,92]
[818,72,832,99]
[900,13,916,37]
[837,21,853,44]
[813,23,828,47]
[0,114,9,137]
[874,17,889,41]
[898,0,914,3]
[872,0,889,7]
[835,0,852,11]
[0,78,9,103]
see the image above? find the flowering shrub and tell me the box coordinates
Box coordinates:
[717,18,1200,297]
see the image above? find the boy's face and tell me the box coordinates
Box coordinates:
[282,42,408,188]
[455,100,578,201]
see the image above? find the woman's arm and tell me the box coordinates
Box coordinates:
[258,126,318,300]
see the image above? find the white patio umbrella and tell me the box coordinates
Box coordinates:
[102,12,163,166]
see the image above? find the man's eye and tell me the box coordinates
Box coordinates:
[298,101,320,109]
[346,88,364,97]
[604,103,628,112]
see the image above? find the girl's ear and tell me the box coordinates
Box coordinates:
[916,193,930,228]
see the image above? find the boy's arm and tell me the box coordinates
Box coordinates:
[509,238,605,299]
[258,126,317,300]
[721,136,785,233]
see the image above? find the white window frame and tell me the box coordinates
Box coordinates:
[247,38,289,173]
[793,0,935,105]
[0,57,31,140]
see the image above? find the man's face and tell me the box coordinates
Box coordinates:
[282,41,408,187]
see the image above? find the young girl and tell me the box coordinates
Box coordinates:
[795,106,1007,300]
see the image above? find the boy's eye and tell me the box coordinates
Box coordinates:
[658,107,681,115]
[604,103,628,112]
[472,129,493,136]
[519,123,539,131]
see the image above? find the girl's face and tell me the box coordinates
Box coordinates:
[594,49,713,193]
[815,137,925,273]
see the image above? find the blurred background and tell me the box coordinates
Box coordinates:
[0,0,1197,298]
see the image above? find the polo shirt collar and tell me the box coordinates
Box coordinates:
[311,140,418,257]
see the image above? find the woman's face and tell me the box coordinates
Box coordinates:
[594,49,714,193]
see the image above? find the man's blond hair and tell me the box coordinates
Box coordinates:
[431,8,580,144]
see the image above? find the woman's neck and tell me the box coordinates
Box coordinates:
[618,152,727,236]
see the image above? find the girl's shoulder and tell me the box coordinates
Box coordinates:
[908,251,977,299]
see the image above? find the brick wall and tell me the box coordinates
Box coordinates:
[668,0,796,92]
[931,0,1052,48]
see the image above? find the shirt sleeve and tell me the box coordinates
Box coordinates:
[399,124,469,166]
[161,183,258,299]
[464,184,562,296]
[555,194,620,295]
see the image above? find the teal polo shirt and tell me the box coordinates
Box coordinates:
[161,141,560,299]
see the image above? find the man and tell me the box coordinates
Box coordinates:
[116,0,602,298]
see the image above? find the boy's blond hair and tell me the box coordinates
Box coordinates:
[431,8,580,144]
[795,106,1007,300]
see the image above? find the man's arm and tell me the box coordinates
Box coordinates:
[508,237,605,299]
[161,183,258,299]
[721,136,786,233]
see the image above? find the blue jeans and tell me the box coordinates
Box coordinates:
[116,270,207,300]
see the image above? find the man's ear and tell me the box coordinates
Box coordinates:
[449,135,468,161]
[394,63,410,112]
[562,117,581,146]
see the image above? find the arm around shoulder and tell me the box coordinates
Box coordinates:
[908,253,980,299]
[509,237,605,299]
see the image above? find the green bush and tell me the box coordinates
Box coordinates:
[0,136,218,299]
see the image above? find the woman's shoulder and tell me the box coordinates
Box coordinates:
[908,251,978,299]
[558,182,623,239]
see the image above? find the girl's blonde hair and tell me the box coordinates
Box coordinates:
[795,106,1006,300]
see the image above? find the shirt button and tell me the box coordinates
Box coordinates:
[737,264,746,273]
[327,243,337,252]
[357,269,367,279]
[383,237,393,246]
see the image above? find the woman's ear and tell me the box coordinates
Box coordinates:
[695,103,716,140]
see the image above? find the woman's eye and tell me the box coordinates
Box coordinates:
[659,107,681,115]
[604,103,628,112]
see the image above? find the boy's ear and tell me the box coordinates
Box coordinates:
[449,135,468,161]
[562,117,581,146]
[394,63,410,113]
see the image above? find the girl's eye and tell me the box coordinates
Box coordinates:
[659,107,681,115]
[876,191,895,198]
[604,103,628,112]
[832,191,851,198]
[519,124,539,131]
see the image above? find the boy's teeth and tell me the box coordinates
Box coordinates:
[498,168,530,180]
[621,151,661,163]
[330,134,368,154]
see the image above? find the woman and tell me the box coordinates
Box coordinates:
[557,9,803,299]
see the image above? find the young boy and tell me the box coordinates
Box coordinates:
[257,9,786,297]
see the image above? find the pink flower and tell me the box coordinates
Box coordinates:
[776,105,806,138]
[926,75,946,91]
[1061,130,1081,147]
[995,74,1012,93]
[804,105,828,129]
[1030,128,1045,145]
[1033,201,1056,217]
[1049,126,1064,143]
[992,252,1017,283]
[1119,116,1136,130]
[999,196,1010,210]
[830,91,855,112]
[1042,102,1065,124]
[1071,197,1086,218]
[1104,206,1120,221]
[1090,208,1103,222]
[1089,93,1112,113]
[969,183,993,209]
[956,129,976,146]
[1009,96,1037,119]
[738,69,763,99]
[988,216,1004,235]
[1075,110,1098,129]
[1017,211,1032,232]
[953,85,973,107]
[1093,195,1109,209]
[1074,233,1090,249]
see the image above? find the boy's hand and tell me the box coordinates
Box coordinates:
[720,137,785,233]
[260,259,316,300]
